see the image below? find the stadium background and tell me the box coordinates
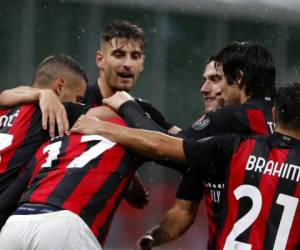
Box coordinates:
[1,0,300,249]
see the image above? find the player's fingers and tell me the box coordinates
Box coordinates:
[42,108,49,130]
[70,123,84,134]
[61,107,69,134]
[48,111,56,137]
[71,116,83,130]
[56,108,69,136]
[55,111,65,137]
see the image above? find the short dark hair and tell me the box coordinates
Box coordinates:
[100,20,145,50]
[215,41,276,98]
[207,54,217,64]
[275,82,300,130]
[34,54,88,87]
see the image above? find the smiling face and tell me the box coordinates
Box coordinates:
[201,61,225,113]
[96,38,145,95]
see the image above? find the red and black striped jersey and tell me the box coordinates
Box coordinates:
[177,97,274,250]
[0,103,89,195]
[183,133,300,250]
[181,97,273,139]
[20,118,144,246]
[115,96,274,249]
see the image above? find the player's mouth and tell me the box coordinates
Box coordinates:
[117,72,134,82]
[204,97,216,102]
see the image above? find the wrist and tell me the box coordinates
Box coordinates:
[38,89,55,100]
[37,89,46,100]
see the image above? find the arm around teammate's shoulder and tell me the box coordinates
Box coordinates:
[0,86,40,106]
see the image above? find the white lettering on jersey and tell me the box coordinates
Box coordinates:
[0,110,20,128]
[246,155,300,182]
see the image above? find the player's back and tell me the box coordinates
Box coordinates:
[0,102,89,195]
[218,133,300,250]
[21,117,143,245]
[182,97,274,250]
[0,104,47,194]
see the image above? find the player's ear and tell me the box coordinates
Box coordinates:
[52,78,65,96]
[139,54,145,72]
[96,51,104,70]
[235,70,244,89]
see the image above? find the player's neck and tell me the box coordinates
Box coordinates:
[97,78,114,98]
[275,125,300,141]
[240,91,249,104]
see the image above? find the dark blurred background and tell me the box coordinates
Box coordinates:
[1,0,300,249]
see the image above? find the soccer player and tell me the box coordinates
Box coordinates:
[0,54,89,226]
[84,20,178,136]
[0,107,145,250]
[91,41,276,249]
[71,82,300,250]
[84,19,180,208]
[0,20,179,209]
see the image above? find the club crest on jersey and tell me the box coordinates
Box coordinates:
[192,115,210,130]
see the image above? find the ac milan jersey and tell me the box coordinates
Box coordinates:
[20,118,143,246]
[177,97,274,249]
[118,96,274,249]
[180,97,273,139]
[0,103,89,195]
[183,133,300,250]
[84,82,174,130]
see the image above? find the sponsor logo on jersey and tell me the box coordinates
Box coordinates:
[0,110,20,128]
[204,182,225,203]
[192,115,210,130]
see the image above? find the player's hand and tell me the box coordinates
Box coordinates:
[135,235,154,250]
[71,115,102,135]
[103,91,134,111]
[124,174,149,209]
[168,126,181,135]
[39,89,69,137]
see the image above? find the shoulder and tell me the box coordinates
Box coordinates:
[83,82,103,105]
[134,97,151,107]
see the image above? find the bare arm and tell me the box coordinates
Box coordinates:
[0,86,69,137]
[71,114,186,163]
[0,86,41,106]
[135,199,199,249]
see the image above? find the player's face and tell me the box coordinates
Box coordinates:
[201,61,225,113]
[60,77,86,103]
[219,65,243,106]
[96,38,145,93]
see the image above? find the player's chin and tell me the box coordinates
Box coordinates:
[205,101,219,113]
[116,82,134,92]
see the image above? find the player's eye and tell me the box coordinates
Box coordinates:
[131,52,142,60]
[112,50,125,58]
